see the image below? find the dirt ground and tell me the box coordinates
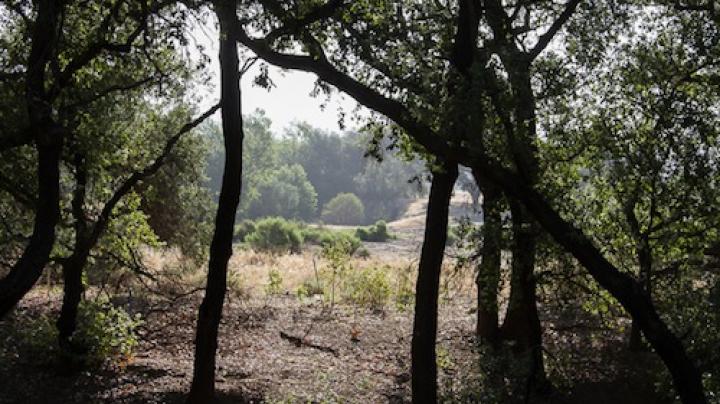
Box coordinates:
[0,289,669,404]
[0,193,670,403]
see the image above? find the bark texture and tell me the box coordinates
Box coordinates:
[411,163,458,404]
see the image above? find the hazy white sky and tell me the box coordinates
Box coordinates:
[190,19,363,134]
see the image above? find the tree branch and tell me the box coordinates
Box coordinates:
[528,0,582,60]
[87,102,220,246]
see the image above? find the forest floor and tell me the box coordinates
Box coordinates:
[0,290,669,404]
[0,194,671,403]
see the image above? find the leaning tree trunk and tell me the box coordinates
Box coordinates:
[411,163,458,404]
[629,237,652,351]
[0,0,63,319]
[473,170,502,345]
[625,203,654,352]
[474,162,708,404]
[0,142,62,317]
[500,201,547,395]
[187,1,244,402]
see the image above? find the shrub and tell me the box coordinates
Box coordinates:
[395,266,415,311]
[13,299,142,369]
[300,226,330,244]
[228,270,250,298]
[296,277,325,300]
[355,220,393,242]
[321,239,353,307]
[446,226,459,247]
[246,217,303,254]
[343,266,392,311]
[302,226,361,255]
[321,192,365,225]
[74,299,143,366]
[265,269,284,296]
[356,247,371,259]
[233,219,256,242]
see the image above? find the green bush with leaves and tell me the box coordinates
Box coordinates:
[296,277,325,300]
[74,299,143,366]
[343,266,392,311]
[321,192,366,225]
[320,238,354,307]
[11,299,142,369]
[233,219,257,242]
[302,226,361,254]
[246,217,304,254]
[265,269,284,296]
[355,220,393,242]
[446,226,459,247]
[395,266,415,311]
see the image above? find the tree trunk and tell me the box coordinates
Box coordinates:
[625,201,654,352]
[629,238,652,351]
[500,201,547,395]
[187,2,244,402]
[57,252,89,346]
[473,170,501,345]
[54,102,219,350]
[231,7,707,401]
[0,142,62,317]
[57,152,90,348]
[0,0,63,319]
[411,162,458,404]
[475,163,708,404]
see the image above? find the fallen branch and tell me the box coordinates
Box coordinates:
[279,331,339,357]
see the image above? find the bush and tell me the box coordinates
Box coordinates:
[321,192,365,225]
[74,300,143,367]
[356,247,371,259]
[320,239,354,307]
[296,277,325,300]
[355,220,393,242]
[228,270,250,298]
[246,217,303,254]
[233,219,256,242]
[13,299,142,369]
[395,266,415,311]
[265,269,284,296]
[300,226,331,244]
[343,266,392,311]
[302,226,361,255]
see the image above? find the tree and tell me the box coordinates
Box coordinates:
[230,1,709,400]
[56,103,219,348]
[187,0,245,401]
[0,0,189,318]
[245,163,318,220]
[281,122,365,207]
[321,192,366,225]
[411,162,457,403]
[353,154,422,222]
[543,12,720,352]
[473,170,503,345]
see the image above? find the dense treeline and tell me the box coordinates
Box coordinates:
[0,0,719,404]
[205,111,424,224]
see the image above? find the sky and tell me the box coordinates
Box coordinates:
[190,18,363,134]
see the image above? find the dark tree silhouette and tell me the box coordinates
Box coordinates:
[187,1,244,402]
[411,162,458,403]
